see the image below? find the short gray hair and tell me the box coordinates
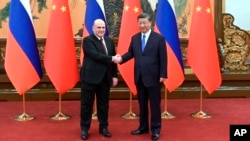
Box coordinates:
[137,13,152,21]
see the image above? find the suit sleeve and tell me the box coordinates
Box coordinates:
[159,36,167,78]
[121,37,134,64]
[110,39,118,78]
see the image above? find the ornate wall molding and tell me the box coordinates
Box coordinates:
[222,13,250,71]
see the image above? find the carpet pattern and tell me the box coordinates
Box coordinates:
[0,98,249,141]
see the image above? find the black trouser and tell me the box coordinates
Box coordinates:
[136,75,162,134]
[80,75,110,131]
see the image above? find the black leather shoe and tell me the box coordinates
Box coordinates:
[81,130,88,140]
[152,134,160,141]
[99,128,111,137]
[131,129,149,135]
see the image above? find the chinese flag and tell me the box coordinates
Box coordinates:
[187,0,221,94]
[117,0,141,95]
[44,0,79,95]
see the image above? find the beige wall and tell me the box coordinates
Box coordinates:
[176,0,214,38]
[0,0,86,38]
[0,0,216,39]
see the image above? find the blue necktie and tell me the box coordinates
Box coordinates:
[142,34,146,52]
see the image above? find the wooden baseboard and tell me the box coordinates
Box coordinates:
[1,86,250,101]
[1,71,250,101]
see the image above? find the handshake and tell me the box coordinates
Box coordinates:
[112,54,122,64]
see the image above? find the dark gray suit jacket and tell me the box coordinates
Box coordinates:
[81,34,118,85]
[121,31,167,87]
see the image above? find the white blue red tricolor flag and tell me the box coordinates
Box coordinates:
[5,0,43,95]
[80,0,109,64]
[155,0,184,92]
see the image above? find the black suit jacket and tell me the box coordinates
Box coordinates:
[121,31,167,87]
[81,34,118,85]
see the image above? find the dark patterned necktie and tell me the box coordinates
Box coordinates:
[100,37,107,54]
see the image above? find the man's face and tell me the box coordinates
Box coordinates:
[138,17,152,33]
[93,21,106,37]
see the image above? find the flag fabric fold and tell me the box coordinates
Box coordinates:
[187,0,222,94]
[117,0,141,95]
[5,0,43,95]
[80,0,108,65]
[44,0,79,95]
[155,0,184,92]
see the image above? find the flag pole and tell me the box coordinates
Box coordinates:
[190,83,211,118]
[92,95,97,119]
[161,87,175,119]
[121,91,139,119]
[50,94,71,120]
[15,94,35,121]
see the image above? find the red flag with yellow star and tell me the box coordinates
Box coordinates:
[117,0,141,95]
[44,0,79,95]
[187,0,221,94]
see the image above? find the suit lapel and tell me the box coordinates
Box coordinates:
[134,34,143,54]
[103,37,110,55]
[144,32,154,52]
[92,35,107,54]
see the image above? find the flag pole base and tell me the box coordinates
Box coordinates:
[190,110,211,119]
[92,111,97,120]
[161,111,176,119]
[50,112,71,120]
[121,111,139,119]
[14,112,35,121]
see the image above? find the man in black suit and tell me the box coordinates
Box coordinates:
[115,13,167,141]
[80,19,119,140]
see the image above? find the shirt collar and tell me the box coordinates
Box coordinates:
[94,34,103,40]
[142,29,151,37]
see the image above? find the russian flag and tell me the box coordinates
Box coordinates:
[80,0,108,64]
[4,0,43,95]
[155,0,184,92]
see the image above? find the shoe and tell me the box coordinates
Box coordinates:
[152,134,160,141]
[99,128,111,137]
[81,130,88,140]
[131,129,149,135]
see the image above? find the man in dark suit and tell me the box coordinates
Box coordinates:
[115,13,167,141]
[80,19,119,140]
